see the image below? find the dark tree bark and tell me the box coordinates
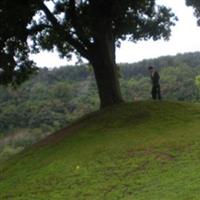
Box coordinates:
[40,2,123,109]
[90,33,124,108]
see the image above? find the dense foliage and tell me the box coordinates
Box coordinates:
[0,65,98,134]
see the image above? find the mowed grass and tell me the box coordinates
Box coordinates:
[1,101,200,199]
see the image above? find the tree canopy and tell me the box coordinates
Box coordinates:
[0,0,177,107]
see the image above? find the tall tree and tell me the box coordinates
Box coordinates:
[0,0,177,108]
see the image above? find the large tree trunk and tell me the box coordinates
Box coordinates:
[89,35,124,108]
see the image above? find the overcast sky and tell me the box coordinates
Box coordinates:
[30,0,200,68]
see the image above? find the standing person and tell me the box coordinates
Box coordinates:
[148,66,161,100]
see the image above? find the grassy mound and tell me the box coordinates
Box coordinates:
[1,101,200,200]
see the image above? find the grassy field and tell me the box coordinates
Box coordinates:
[1,101,200,199]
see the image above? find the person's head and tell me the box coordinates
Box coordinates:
[148,66,154,73]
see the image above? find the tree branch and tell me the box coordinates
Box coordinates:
[69,0,91,47]
[27,24,52,35]
[39,1,90,60]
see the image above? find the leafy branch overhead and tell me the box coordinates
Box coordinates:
[0,0,177,84]
[0,0,177,107]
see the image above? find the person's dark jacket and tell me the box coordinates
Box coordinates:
[151,71,160,86]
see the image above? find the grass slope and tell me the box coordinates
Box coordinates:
[1,101,200,200]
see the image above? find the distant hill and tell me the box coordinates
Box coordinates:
[1,101,200,199]
[119,51,200,77]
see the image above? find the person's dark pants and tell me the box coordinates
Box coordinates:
[151,85,161,100]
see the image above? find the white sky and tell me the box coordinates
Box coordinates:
[30,0,200,68]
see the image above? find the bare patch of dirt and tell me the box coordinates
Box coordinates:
[127,148,154,157]
[127,148,176,163]
[155,152,176,162]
